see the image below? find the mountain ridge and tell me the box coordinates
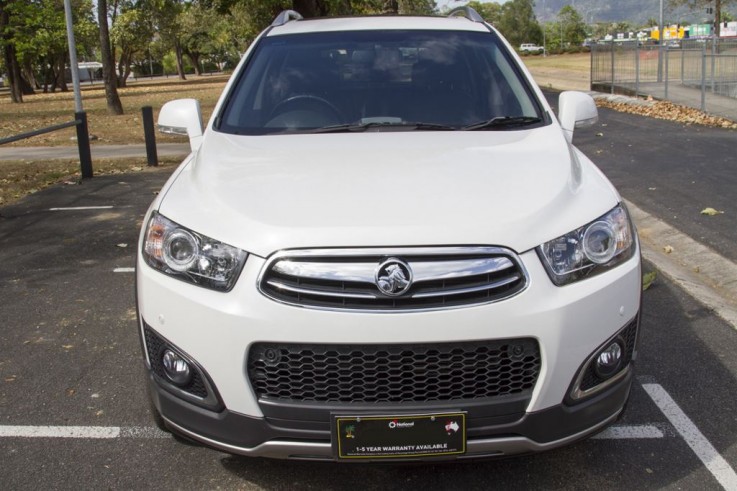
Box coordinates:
[535,0,734,26]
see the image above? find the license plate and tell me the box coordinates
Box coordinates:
[334,412,466,460]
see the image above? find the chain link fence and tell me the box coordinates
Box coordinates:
[591,39,737,120]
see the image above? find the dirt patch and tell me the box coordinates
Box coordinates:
[0,157,181,207]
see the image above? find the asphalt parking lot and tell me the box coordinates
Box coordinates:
[1,102,736,489]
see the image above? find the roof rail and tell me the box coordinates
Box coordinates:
[447,6,484,23]
[271,10,303,27]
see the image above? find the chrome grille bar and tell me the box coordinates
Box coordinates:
[266,280,377,299]
[259,246,529,312]
[411,274,521,299]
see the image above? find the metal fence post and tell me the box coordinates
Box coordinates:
[701,43,707,112]
[634,41,640,97]
[142,106,159,167]
[681,46,684,84]
[75,111,93,179]
[664,45,669,99]
[611,41,615,94]
[710,38,716,93]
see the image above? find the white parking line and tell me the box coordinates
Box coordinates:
[591,424,664,440]
[0,426,120,439]
[0,423,666,442]
[113,267,135,273]
[0,425,169,439]
[643,383,737,490]
[49,206,114,211]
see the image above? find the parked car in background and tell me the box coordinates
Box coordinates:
[138,6,642,462]
[520,43,545,53]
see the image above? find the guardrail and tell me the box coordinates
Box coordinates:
[0,111,93,178]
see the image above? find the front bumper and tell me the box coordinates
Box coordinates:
[148,367,632,460]
[137,244,641,459]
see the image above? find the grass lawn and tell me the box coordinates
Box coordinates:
[0,75,229,147]
[521,52,592,91]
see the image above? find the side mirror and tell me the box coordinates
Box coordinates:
[558,91,598,143]
[158,99,204,152]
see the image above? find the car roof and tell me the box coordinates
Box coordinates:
[267,15,491,36]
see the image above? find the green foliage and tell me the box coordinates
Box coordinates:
[558,5,587,47]
[110,3,155,57]
[2,0,97,64]
[464,1,501,23]
[496,0,543,47]
[398,0,436,15]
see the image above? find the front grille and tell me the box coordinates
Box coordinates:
[258,247,528,311]
[579,318,638,391]
[247,339,541,404]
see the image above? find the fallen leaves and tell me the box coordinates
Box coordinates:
[663,245,674,254]
[700,207,724,216]
[596,98,737,129]
[642,271,657,291]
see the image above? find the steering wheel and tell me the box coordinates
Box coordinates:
[268,95,343,124]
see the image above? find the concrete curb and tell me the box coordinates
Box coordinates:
[0,143,190,161]
[627,199,737,329]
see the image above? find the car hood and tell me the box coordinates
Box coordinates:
[158,127,619,258]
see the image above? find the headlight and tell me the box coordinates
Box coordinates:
[143,211,247,291]
[537,204,635,286]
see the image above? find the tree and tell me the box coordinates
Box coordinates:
[151,0,187,80]
[496,0,543,48]
[111,1,155,86]
[0,0,23,102]
[0,0,97,101]
[465,1,501,23]
[98,0,124,114]
[558,5,587,47]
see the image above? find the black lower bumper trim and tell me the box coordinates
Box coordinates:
[147,367,632,459]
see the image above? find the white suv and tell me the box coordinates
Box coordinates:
[138,7,641,462]
[520,43,545,53]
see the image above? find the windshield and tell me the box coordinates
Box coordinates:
[216,29,546,135]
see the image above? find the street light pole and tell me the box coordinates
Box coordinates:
[63,0,83,112]
[543,0,546,56]
[657,0,664,82]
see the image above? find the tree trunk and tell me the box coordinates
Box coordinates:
[1,5,23,102]
[56,54,68,92]
[98,0,124,114]
[22,59,39,90]
[187,52,202,76]
[117,50,129,88]
[174,40,186,80]
[715,0,722,38]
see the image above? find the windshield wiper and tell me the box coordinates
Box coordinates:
[462,116,542,131]
[310,121,456,133]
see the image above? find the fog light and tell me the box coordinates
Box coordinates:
[595,341,623,379]
[162,349,192,386]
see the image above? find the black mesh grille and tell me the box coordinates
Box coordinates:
[247,339,540,403]
[580,319,638,391]
[144,327,208,398]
